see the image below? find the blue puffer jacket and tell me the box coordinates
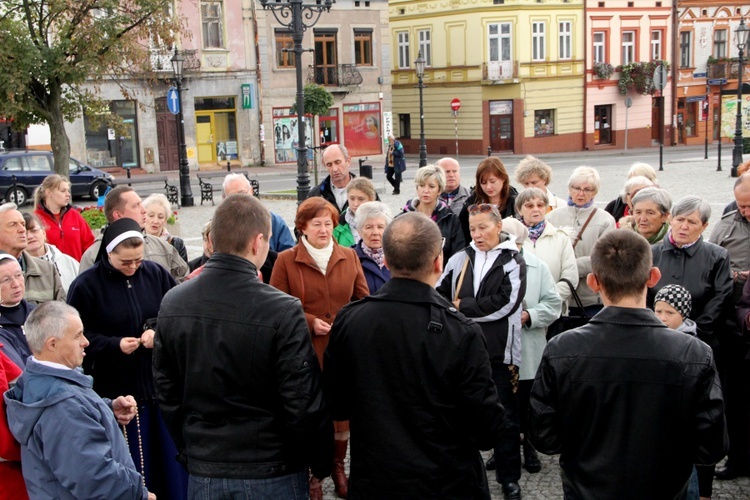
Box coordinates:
[4,358,148,499]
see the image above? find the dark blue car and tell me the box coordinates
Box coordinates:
[0,151,114,205]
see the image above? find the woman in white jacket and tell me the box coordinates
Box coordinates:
[516,188,579,312]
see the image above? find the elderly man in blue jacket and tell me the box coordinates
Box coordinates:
[4,301,153,500]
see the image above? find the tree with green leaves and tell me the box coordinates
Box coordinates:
[0,0,180,175]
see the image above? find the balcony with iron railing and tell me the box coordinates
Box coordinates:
[150,48,201,73]
[307,64,363,87]
[707,58,740,80]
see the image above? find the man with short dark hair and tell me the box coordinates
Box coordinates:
[324,212,505,498]
[79,186,188,280]
[529,230,728,499]
[154,194,332,498]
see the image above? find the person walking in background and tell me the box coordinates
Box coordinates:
[385,135,405,195]
[325,212,506,499]
[154,194,333,500]
[33,174,95,261]
[530,230,727,500]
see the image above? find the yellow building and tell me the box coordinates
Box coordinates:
[390,0,584,156]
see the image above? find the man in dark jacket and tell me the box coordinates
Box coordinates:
[308,144,355,212]
[324,212,505,499]
[153,194,333,497]
[530,230,728,500]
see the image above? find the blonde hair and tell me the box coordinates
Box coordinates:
[142,193,172,217]
[34,174,69,210]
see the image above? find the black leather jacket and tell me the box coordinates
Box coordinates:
[154,253,333,479]
[529,306,728,500]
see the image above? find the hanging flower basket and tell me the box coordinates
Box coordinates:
[617,60,670,96]
[593,62,614,80]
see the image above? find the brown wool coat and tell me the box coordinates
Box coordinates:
[270,241,369,366]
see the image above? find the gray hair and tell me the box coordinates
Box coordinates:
[515,155,553,185]
[414,164,446,192]
[567,166,601,193]
[142,193,172,215]
[515,187,549,212]
[631,187,672,215]
[355,201,392,228]
[621,175,655,200]
[222,173,251,197]
[671,195,711,224]
[0,202,18,212]
[25,302,80,354]
[628,162,658,183]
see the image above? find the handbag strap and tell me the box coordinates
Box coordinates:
[559,278,587,316]
[454,256,470,302]
[572,208,598,249]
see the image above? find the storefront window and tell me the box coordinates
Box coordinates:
[342,103,382,157]
[534,109,555,137]
[272,108,312,164]
[194,97,237,163]
[84,100,139,168]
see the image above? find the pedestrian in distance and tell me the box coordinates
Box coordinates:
[384,134,405,195]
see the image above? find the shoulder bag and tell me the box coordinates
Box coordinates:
[546,278,591,340]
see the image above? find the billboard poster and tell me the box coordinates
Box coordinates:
[272,108,312,163]
[721,95,750,139]
[343,103,382,157]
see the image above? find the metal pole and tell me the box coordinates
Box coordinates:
[659,95,664,171]
[625,105,629,151]
[454,111,459,158]
[704,98,709,160]
[292,1,310,202]
[733,48,745,177]
[175,76,194,206]
[418,74,427,167]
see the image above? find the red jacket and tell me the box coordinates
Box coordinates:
[35,204,95,262]
[0,347,27,500]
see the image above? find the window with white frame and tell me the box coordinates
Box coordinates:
[532,22,545,61]
[559,21,572,60]
[397,31,410,69]
[593,32,605,63]
[418,29,432,67]
[714,29,727,58]
[488,23,512,63]
[622,31,635,65]
[201,1,224,49]
[651,30,662,60]
[680,31,691,68]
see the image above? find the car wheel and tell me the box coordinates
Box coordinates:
[90,180,109,200]
[5,187,28,206]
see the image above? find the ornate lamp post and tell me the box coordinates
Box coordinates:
[260,0,332,202]
[732,18,750,177]
[171,49,194,206]
[415,50,427,167]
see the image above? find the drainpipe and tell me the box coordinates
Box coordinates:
[583,3,588,151]
[671,0,679,146]
[248,0,266,165]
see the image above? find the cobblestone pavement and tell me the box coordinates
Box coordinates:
[164,148,750,499]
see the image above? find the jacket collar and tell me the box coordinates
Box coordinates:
[375,278,451,306]
[658,234,704,257]
[204,253,260,277]
[589,306,669,328]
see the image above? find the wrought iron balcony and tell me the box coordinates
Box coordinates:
[307,64,363,87]
[707,59,739,79]
[150,48,201,73]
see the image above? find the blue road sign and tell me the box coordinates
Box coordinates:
[167,87,180,115]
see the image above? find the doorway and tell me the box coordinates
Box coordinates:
[490,115,513,151]
[594,105,612,145]
[155,98,179,171]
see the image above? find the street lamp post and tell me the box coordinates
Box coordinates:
[171,49,194,207]
[732,18,750,177]
[415,51,427,167]
[260,0,332,203]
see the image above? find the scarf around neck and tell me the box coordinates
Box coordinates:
[527,220,547,242]
[567,196,595,209]
[361,242,385,268]
[301,235,334,275]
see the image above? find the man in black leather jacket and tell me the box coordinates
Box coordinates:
[529,230,727,500]
[154,194,332,496]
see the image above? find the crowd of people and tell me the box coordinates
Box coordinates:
[0,144,745,500]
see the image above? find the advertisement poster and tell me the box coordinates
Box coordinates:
[343,103,382,157]
[721,95,750,139]
[272,108,312,163]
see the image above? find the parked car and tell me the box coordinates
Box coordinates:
[0,150,115,205]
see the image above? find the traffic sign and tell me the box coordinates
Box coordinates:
[451,98,461,112]
[653,65,668,91]
[167,87,180,115]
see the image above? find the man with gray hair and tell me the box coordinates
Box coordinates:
[324,212,505,498]
[223,173,295,252]
[4,302,154,499]
[437,157,471,215]
[0,203,65,303]
[308,144,356,212]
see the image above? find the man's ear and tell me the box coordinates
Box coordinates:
[647,267,662,288]
[586,273,600,294]
[433,252,444,275]
[250,232,265,256]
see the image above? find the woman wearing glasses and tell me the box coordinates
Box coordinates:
[546,166,616,316]
[67,218,186,499]
[436,203,526,500]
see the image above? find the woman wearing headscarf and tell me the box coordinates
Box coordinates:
[66,218,186,500]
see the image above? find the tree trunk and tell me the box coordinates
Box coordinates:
[47,83,71,177]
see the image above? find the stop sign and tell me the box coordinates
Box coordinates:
[451,98,461,112]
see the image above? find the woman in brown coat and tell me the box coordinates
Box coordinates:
[270,196,369,500]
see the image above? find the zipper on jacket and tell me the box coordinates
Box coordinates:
[126,279,132,289]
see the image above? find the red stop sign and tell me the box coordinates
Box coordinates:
[451,98,461,111]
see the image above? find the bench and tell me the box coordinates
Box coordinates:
[113,176,179,205]
[196,171,260,206]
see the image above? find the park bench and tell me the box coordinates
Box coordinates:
[113,175,179,205]
[196,171,259,205]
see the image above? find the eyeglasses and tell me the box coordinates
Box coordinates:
[570,185,595,194]
[467,204,500,217]
[0,272,23,287]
